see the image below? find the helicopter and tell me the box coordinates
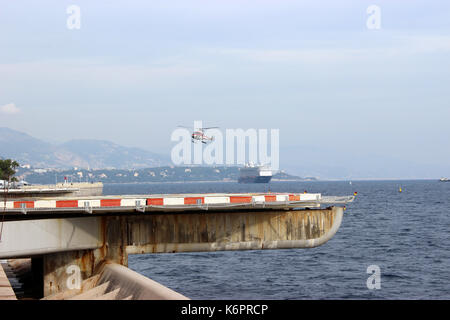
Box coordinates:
[178,125,219,144]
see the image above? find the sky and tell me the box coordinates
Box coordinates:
[0,0,449,179]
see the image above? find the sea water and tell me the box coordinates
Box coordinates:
[104,180,450,299]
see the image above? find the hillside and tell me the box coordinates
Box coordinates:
[0,127,168,169]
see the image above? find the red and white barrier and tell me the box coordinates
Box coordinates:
[0,193,321,210]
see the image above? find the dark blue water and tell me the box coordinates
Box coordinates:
[104,180,450,299]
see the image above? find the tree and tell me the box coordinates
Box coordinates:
[0,159,20,183]
[1,159,19,242]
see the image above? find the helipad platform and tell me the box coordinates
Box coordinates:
[0,192,354,216]
[0,192,354,298]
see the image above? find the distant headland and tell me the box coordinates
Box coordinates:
[16,166,317,185]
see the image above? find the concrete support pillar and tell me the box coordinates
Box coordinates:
[42,217,128,297]
[43,249,100,297]
[104,216,128,267]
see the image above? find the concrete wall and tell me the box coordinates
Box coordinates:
[0,218,104,259]
[0,207,343,260]
[125,207,343,254]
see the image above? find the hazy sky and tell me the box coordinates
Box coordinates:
[1,1,449,178]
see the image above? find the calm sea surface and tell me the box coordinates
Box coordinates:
[104,180,450,299]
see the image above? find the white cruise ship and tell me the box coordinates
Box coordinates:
[238,163,273,183]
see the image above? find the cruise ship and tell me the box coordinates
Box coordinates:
[238,163,273,183]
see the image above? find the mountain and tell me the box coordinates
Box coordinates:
[0,127,58,167]
[0,127,168,169]
[59,140,167,169]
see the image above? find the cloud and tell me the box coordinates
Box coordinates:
[0,103,21,115]
[201,34,450,64]
[0,58,202,91]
